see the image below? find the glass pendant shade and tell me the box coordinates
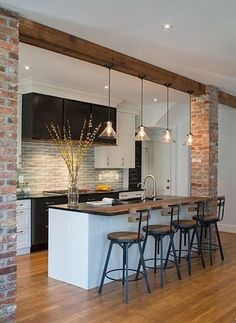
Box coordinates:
[99,121,117,139]
[135,125,150,141]
[161,84,175,144]
[161,129,175,143]
[99,65,116,139]
[135,77,149,141]
[183,91,193,146]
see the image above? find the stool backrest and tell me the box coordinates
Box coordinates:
[217,196,225,221]
[169,204,180,233]
[129,208,151,241]
[194,200,205,224]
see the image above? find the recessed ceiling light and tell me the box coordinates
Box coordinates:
[154,98,158,102]
[104,85,109,89]
[163,24,173,30]
[24,66,31,70]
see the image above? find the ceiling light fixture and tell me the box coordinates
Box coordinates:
[161,83,175,144]
[163,23,173,30]
[104,85,109,89]
[154,98,158,102]
[24,66,31,70]
[99,64,117,139]
[184,91,193,146]
[135,76,150,141]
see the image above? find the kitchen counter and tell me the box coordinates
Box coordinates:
[48,195,211,290]
[49,195,211,216]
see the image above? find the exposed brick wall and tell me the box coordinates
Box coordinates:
[0,7,19,322]
[191,85,218,197]
[20,140,124,193]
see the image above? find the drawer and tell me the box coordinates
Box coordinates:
[33,196,67,209]
[16,199,31,210]
[16,226,30,250]
[16,209,30,227]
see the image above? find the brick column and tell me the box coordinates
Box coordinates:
[0,8,19,322]
[191,85,218,197]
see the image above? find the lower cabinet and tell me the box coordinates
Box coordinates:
[31,196,67,252]
[16,199,31,255]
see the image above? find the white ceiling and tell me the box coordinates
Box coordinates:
[1,0,236,97]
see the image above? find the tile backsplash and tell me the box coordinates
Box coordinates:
[20,140,124,193]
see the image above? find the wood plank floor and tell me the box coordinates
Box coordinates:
[17,232,236,323]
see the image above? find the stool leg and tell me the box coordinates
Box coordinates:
[187,229,192,275]
[154,237,158,273]
[125,243,129,303]
[195,227,205,268]
[164,240,171,269]
[122,244,126,286]
[98,241,113,294]
[136,235,148,280]
[209,223,213,266]
[179,229,183,264]
[160,235,164,288]
[215,222,224,261]
[170,233,181,280]
[137,241,151,294]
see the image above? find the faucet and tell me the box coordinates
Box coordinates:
[143,175,156,201]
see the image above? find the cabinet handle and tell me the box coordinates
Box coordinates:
[16,211,23,214]
[122,157,124,166]
[46,202,55,205]
[106,157,109,166]
[45,226,48,228]
[16,230,23,234]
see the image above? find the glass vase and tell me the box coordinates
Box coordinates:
[67,176,79,208]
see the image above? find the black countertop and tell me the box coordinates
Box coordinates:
[16,188,142,200]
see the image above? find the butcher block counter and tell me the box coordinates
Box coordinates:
[48,195,211,290]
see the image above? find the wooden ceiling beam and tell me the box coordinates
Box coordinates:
[19,17,205,95]
[19,18,236,108]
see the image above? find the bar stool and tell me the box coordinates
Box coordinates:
[197,196,225,266]
[98,209,151,303]
[136,204,181,288]
[167,201,206,275]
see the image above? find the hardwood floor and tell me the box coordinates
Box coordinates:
[17,232,236,322]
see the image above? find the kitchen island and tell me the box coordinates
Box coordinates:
[48,196,210,290]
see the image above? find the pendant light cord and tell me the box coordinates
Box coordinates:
[188,91,193,133]
[141,77,143,125]
[167,85,169,129]
[108,66,111,121]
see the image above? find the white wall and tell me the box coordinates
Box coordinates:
[218,104,236,233]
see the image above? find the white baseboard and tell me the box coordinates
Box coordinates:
[218,223,236,233]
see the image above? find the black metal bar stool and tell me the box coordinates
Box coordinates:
[98,209,151,303]
[166,201,206,275]
[197,196,225,266]
[136,204,181,288]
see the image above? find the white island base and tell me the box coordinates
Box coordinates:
[48,207,176,290]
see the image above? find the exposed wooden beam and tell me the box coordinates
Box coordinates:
[19,18,236,108]
[218,90,236,109]
[19,17,205,95]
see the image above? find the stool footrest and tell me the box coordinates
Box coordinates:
[105,268,144,282]
[144,257,175,270]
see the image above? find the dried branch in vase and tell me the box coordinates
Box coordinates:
[47,115,101,182]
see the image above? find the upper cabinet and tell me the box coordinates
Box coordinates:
[21,93,116,144]
[91,104,116,145]
[22,93,63,140]
[63,99,91,140]
[94,111,135,169]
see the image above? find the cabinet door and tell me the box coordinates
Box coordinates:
[22,93,63,139]
[63,99,91,140]
[91,104,116,144]
[94,146,118,168]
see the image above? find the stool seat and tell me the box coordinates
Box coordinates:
[107,231,144,242]
[192,214,218,223]
[143,224,171,234]
[176,219,196,229]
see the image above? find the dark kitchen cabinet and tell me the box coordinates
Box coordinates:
[91,104,117,144]
[31,196,67,252]
[63,99,91,140]
[22,93,64,139]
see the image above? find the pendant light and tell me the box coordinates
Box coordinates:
[135,76,150,141]
[161,83,175,144]
[184,91,193,146]
[99,64,117,139]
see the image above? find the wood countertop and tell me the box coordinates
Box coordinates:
[49,195,212,216]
